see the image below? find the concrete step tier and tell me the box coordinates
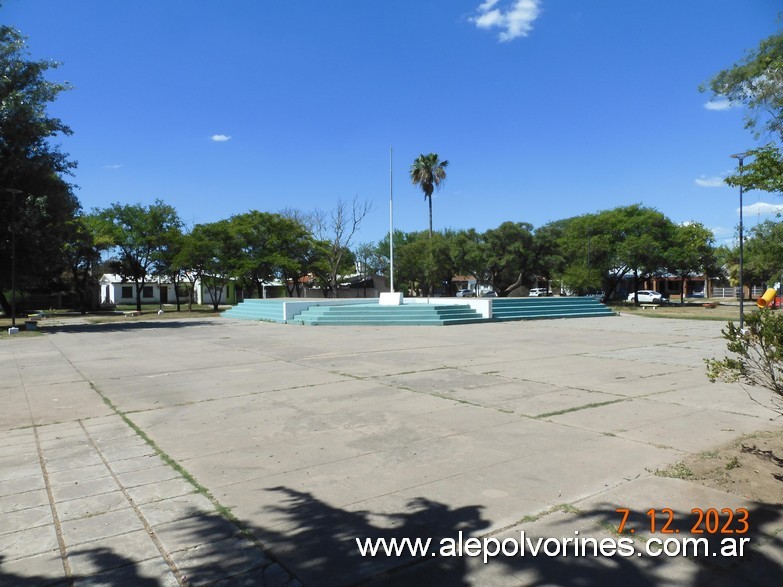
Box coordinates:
[491,297,614,320]
[221,299,288,322]
[221,296,614,325]
[293,304,486,326]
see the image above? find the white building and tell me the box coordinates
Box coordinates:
[98,274,191,306]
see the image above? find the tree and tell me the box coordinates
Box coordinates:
[394,231,455,296]
[667,222,718,304]
[612,205,674,305]
[533,221,568,290]
[178,220,240,311]
[310,197,371,297]
[704,30,783,194]
[450,229,490,294]
[410,153,448,238]
[278,208,321,297]
[703,30,783,142]
[0,26,79,316]
[61,214,107,314]
[724,144,783,195]
[743,220,783,287]
[483,222,536,296]
[230,211,310,298]
[92,200,182,311]
[153,224,187,311]
[706,309,783,415]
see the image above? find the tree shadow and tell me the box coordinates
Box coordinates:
[1,492,780,586]
[0,549,163,586]
[473,501,783,587]
[741,442,783,468]
[39,320,219,334]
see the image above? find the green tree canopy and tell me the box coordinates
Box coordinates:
[0,26,79,315]
[483,221,535,296]
[705,30,783,195]
[177,220,240,311]
[92,200,182,311]
[703,30,783,141]
[667,222,718,304]
[743,220,783,287]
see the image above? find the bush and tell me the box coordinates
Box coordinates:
[705,309,783,413]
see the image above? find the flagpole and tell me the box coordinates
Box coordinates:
[389,146,395,293]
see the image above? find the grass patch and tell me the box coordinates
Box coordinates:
[92,384,241,527]
[515,504,584,525]
[610,300,748,323]
[651,461,694,479]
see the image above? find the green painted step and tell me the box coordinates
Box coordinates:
[293,303,485,326]
[222,296,615,325]
[491,297,614,321]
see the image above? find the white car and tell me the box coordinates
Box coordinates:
[627,290,667,304]
[529,288,552,297]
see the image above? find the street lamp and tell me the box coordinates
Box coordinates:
[730,152,750,330]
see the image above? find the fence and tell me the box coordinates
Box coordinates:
[712,286,766,299]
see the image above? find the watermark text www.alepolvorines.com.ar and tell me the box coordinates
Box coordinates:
[356,531,750,565]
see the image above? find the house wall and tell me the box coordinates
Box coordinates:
[198,282,237,306]
[100,281,190,306]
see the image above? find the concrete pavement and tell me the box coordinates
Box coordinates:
[1,314,781,585]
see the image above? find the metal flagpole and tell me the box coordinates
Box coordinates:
[389,146,395,293]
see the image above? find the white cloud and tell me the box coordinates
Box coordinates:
[211,134,232,142]
[742,202,783,217]
[471,0,542,42]
[694,175,725,188]
[704,99,733,111]
[103,164,123,169]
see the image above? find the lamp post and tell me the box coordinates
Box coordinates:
[730,152,750,330]
[10,202,16,329]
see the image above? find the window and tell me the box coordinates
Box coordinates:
[121,286,133,299]
[142,286,153,298]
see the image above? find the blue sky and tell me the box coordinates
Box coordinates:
[5,1,783,246]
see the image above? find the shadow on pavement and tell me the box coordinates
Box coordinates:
[1,491,780,586]
[39,320,219,334]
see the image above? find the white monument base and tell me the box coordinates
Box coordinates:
[379,292,403,306]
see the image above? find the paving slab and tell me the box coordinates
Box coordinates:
[0,314,780,586]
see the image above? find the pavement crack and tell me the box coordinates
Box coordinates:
[77,420,190,586]
[15,351,73,582]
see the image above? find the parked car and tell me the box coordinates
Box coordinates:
[627,290,668,304]
[456,289,475,297]
[529,288,552,297]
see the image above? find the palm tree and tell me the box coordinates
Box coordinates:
[410,153,449,238]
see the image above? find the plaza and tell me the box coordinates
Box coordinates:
[1,314,781,585]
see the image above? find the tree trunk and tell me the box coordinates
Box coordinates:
[632,271,639,306]
[428,195,433,238]
[134,279,143,312]
[503,273,524,296]
[680,275,685,305]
